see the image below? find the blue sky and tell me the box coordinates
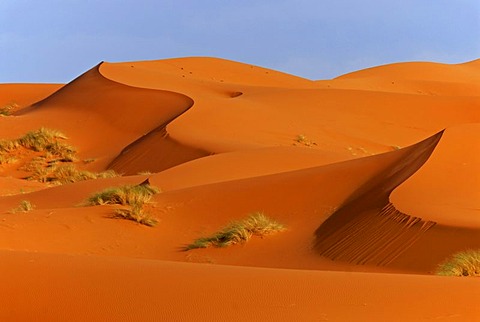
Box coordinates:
[1,0,479,83]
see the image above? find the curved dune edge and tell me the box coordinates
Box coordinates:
[1,129,474,273]
[391,123,480,227]
[1,57,479,321]
[0,84,63,111]
[314,131,443,265]
[11,63,210,172]
[107,125,211,175]
[94,61,215,173]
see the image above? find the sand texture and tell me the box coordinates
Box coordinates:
[0,57,479,321]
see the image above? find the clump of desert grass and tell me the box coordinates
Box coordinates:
[0,102,19,116]
[0,128,75,164]
[27,163,118,185]
[9,200,35,213]
[185,212,285,250]
[87,184,160,206]
[0,127,119,184]
[86,181,160,227]
[0,153,18,165]
[436,249,480,277]
[113,204,158,227]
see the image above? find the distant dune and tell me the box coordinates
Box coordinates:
[0,57,479,321]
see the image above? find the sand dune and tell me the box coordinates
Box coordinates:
[0,57,479,320]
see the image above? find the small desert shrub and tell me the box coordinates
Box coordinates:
[0,153,18,165]
[0,102,18,116]
[114,204,158,227]
[185,212,285,250]
[86,183,160,227]
[436,249,480,277]
[0,128,116,185]
[44,141,77,162]
[17,128,68,152]
[10,200,35,213]
[87,184,160,206]
[293,134,317,147]
[0,128,73,159]
[0,139,20,153]
[27,163,118,185]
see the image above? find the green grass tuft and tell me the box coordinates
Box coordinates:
[436,249,480,277]
[185,212,285,250]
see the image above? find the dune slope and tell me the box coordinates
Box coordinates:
[0,57,479,320]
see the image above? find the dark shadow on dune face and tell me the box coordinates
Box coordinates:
[16,63,194,133]
[229,91,243,98]
[13,62,208,174]
[107,127,211,175]
[314,131,444,266]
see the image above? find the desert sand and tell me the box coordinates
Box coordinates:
[0,57,479,321]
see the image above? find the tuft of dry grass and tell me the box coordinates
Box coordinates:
[185,212,285,250]
[0,128,121,185]
[0,139,20,153]
[0,128,75,163]
[27,163,118,185]
[17,128,68,152]
[0,153,18,165]
[87,184,160,206]
[113,204,158,227]
[0,102,19,116]
[86,183,160,227]
[436,249,480,277]
[9,200,35,213]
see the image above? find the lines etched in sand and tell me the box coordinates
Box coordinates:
[314,131,444,267]
[315,203,436,266]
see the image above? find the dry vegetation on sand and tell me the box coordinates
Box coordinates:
[9,200,35,213]
[86,181,160,226]
[436,250,480,277]
[0,128,118,184]
[185,212,285,250]
[0,102,19,116]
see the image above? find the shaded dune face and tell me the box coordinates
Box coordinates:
[13,63,196,168]
[107,127,211,175]
[17,63,194,133]
[314,131,443,265]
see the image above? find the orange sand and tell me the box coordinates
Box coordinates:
[0,57,479,321]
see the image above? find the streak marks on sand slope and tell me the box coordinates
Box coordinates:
[314,131,443,266]
[315,203,436,266]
